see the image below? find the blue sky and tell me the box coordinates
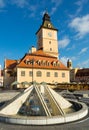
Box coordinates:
[0,0,89,69]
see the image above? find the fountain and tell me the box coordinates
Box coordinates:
[0,82,88,125]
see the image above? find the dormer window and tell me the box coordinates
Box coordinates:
[57,61,60,66]
[41,60,46,66]
[30,59,34,65]
[24,59,30,64]
[53,61,56,66]
[37,60,41,66]
[24,59,34,65]
[46,61,50,66]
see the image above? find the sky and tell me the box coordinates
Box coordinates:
[0,0,89,69]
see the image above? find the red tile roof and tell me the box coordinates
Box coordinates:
[31,50,57,58]
[5,59,18,69]
[5,50,69,70]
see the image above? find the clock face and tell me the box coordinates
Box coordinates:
[48,32,52,37]
[48,23,51,28]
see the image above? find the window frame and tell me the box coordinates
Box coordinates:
[36,71,42,77]
[29,71,33,77]
[54,72,58,77]
[62,73,65,78]
[46,72,50,77]
[21,71,25,76]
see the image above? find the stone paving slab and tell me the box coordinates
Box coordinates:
[0,91,19,102]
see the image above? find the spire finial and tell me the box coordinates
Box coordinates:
[43,9,50,22]
[45,8,48,14]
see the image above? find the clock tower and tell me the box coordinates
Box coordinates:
[36,12,59,58]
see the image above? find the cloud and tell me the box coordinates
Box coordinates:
[77,59,89,68]
[58,37,70,48]
[51,7,57,15]
[60,56,76,65]
[0,0,5,8]
[69,14,89,38]
[50,0,62,15]
[60,56,68,66]
[10,0,28,8]
[27,5,38,18]
[68,0,88,19]
[75,0,88,14]
[0,0,62,17]
[79,47,88,55]
[67,45,75,51]
[51,0,62,6]
[60,56,78,67]
[10,0,38,18]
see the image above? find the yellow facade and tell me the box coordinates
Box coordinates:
[17,68,69,87]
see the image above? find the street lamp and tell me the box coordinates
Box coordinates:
[32,58,34,84]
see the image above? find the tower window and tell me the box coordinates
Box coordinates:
[48,23,51,28]
[49,41,51,44]
[50,48,52,51]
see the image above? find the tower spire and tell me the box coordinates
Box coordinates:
[42,11,50,22]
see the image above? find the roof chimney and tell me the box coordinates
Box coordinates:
[31,46,36,53]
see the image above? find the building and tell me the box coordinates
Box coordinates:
[67,59,72,70]
[67,59,76,82]
[75,68,89,83]
[0,65,3,87]
[70,68,78,82]
[67,59,89,83]
[4,12,70,89]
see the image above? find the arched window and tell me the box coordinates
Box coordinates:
[36,71,42,77]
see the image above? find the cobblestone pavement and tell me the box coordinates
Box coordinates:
[0,90,89,130]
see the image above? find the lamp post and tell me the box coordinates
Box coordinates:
[32,58,34,84]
